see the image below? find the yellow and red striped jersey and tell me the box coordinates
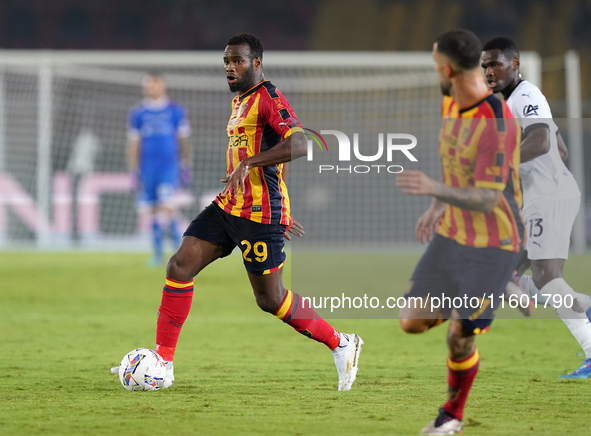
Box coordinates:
[436,92,525,252]
[215,80,302,225]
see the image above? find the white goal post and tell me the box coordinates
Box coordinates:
[0,50,576,252]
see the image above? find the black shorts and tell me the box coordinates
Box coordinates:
[406,234,520,334]
[184,202,287,276]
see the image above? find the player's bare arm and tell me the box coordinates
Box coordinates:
[520,125,550,163]
[397,169,500,213]
[557,132,569,161]
[178,135,191,165]
[431,181,500,213]
[127,136,140,171]
[221,131,307,196]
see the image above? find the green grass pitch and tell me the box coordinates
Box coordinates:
[1,251,590,435]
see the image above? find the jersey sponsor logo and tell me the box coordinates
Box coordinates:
[523,104,539,117]
[229,134,248,148]
[251,205,262,212]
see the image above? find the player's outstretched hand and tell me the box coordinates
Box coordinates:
[221,161,251,197]
[284,218,305,240]
[396,170,436,196]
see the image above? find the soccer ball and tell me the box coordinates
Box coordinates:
[118,348,166,391]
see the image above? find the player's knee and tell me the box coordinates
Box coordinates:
[399,318,429,334]
[447,336,474,360]
[255,296,279,314]
[254,293,283,314]
[251,284,285,314]
[166,253,199,282]
[447,320,475,358]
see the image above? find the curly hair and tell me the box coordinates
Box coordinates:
[227,33,264,60]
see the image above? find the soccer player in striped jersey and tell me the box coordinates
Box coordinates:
[113,33,363,391]
[482,37,591,379]
[396,30,524,435]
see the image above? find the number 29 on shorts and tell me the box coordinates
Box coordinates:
[241,240,268,263]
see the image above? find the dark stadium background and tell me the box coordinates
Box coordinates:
[1,0,590,116]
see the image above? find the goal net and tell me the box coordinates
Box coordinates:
[0,51,542,250]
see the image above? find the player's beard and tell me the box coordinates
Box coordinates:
[229,65,256,93]
[440,80,452,97]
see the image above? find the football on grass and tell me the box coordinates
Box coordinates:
[118,348,166,391]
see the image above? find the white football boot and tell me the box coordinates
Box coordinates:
[110,366,119,375]
[162,361,174,388]
[331,333,363,391]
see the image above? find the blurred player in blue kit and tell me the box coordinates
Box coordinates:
[128,73,192,265]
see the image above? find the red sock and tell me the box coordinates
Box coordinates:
[274,290,341,349]
[443,348,480,421]
[155,278,194,361]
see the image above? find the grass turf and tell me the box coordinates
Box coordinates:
[1,252,590,435]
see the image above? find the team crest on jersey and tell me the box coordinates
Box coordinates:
[239,104,249,116]
[523,104,539,117]
[460,127,472,143]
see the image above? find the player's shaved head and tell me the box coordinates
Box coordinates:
[435,30,482,71]
[227,33,264,60]
[483,37,520,60]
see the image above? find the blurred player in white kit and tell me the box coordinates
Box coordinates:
[482,37,591,379]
